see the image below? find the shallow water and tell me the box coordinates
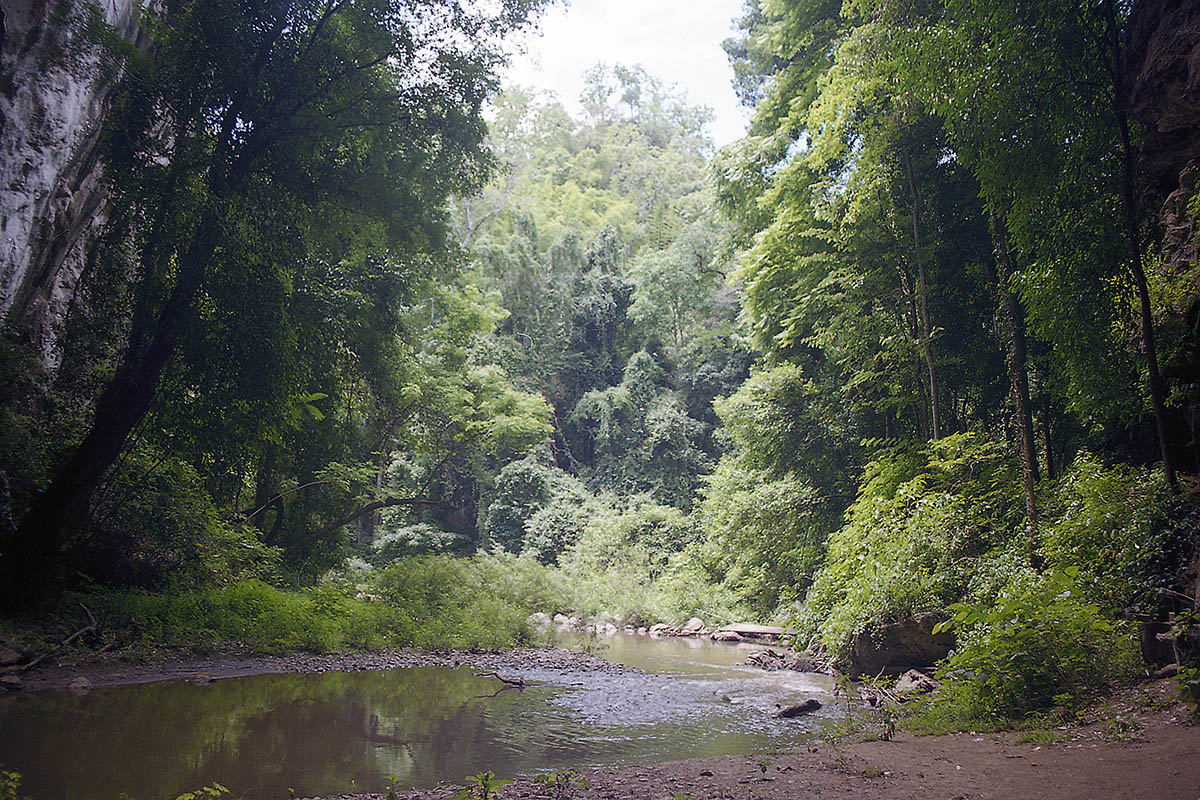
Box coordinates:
[0,636,835,800]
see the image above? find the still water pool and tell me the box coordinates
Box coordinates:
[0,636,835,800]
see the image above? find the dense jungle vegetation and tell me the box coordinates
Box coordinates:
[1,0,1198,730]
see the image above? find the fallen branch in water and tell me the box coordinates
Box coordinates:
[474,670,526,688]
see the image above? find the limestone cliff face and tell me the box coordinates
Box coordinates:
[0,0,142,361]
[1125,0,1200,275]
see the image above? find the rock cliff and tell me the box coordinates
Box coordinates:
[1125,0,1200,276]
[0,0,142,361]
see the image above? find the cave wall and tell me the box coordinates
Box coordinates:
[0,0,141,362]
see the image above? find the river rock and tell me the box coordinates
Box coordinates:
[0,675,21,691]
[718,623,789,640]
[774,698,822,717]
[0,648,22,667]
[845,613,954,676]
[598,622,619,636]
[649,623,671,637]
[894,669,939,697]
[783,650,819,672]
[526,612,552,632]
[68,676,91,692]
[682,617,706,633]
[711,630,744,642]
[553,613,571,626]
[637,627,648,635]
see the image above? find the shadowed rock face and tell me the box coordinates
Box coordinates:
[845,613,954,677]
[1125,0,1200,197]
[0,0,144,362]
[1125,0,1200,289]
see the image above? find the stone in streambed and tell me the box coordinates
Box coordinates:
[774,698,822,717]
[894,668,939,697]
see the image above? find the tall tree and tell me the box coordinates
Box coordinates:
[1,0,547,605]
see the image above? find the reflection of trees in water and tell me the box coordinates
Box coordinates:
[0,662,800,799]
[0,667,485,797]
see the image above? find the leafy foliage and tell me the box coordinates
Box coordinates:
[926,568,1139,723]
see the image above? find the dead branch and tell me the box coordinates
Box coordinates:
[21,602,99,673]
[473,670,526,688]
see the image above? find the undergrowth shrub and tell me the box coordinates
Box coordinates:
[910,568,1139,729]
[76,580,399,652]
[1042,454,1188,614]
[69,446,280,589]
[697,457,828,617]
[797,434,1022,655]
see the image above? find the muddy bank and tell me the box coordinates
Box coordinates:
[305,682,1200,800]
[9,644,632,692]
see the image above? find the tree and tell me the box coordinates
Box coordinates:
[1,0,548,605]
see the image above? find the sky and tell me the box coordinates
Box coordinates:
[503,0,751,148]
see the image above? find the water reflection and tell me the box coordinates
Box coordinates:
[0,639,835,800]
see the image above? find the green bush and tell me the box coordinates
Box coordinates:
[918,568,1139,725]
[797,435,1023,655]
[69,446,281,590]
[698,457,830,617]
[1042,454,1187,614]
[76,580,397,653]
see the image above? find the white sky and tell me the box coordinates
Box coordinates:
[503,0,751,148]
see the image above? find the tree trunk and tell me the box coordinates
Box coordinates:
[0,213,219,609]
[1041,403,1055,481]
[1105,0,1177,489]
[903,150,940,440]
[991,212,1039,532]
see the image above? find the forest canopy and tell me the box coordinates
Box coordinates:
[1,0,1199,728]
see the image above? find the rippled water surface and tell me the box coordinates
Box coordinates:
[0,636,836,800]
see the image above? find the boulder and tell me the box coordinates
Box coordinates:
[649,623,671,637]
[894,668,939,697]
[68,676,91,692]
[782,651,819,672]
[0,675,21,691]
[682,617,706,633]
[637,627,648,636]
[553,613,571,626]
[0,648,22,667]
[598,622,619,636]
[845,613,954,676]
[774,698,822,717]
[746,649,785,671]
[718,623,788,640]
[711,630,744,642]
[526,612,552,631]
[1153,663,1181,679]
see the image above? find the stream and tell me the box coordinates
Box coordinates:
[0,635,837,800]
